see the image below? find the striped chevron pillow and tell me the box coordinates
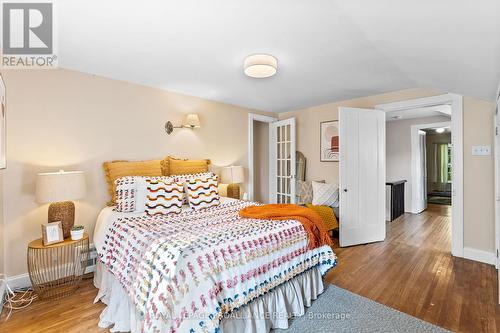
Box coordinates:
[186,174,220,210]
[144,179,184,216]
[115,176,170,212]
[169,172,216,203]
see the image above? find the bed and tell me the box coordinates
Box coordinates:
[93,196,336,333]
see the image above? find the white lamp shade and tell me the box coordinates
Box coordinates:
[221,166,245,184]
[183,114,200,128]
[36,171,86,203]
[244,54,278,78]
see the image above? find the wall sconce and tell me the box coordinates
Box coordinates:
[165,113,201,135]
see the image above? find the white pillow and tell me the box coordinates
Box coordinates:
[186,174,220,211]
[312,181,339,207]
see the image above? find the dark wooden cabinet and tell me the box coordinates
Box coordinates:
[386,180,406,222]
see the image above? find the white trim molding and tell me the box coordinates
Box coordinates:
[463,247,496,266]
[376,93,464,258]
[4,264,96,291]
[6,273,31,289]
[247,113,277,202]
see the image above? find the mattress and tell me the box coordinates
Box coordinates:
[93,198,336,332]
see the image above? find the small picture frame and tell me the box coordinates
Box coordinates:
[42,221,64,246]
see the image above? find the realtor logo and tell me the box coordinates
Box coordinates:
[1,1,57,68]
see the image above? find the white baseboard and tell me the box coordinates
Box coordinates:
[463,247,496,265]
[4,264,96,291]
[3,243,97,291]
[0,279,6,315]
[7,273,31,289]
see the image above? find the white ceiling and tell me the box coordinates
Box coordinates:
[58,0,500,112]
[385,105,451,121]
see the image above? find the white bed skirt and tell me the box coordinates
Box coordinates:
[94,262,325,333]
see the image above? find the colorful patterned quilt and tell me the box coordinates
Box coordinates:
[101,199,336,332]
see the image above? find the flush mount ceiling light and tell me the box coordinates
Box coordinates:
[435,128,446,133]
[244,54,278,78]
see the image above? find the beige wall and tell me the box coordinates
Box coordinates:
[386,115,451,211]
[0,171,3,276]
[279,88,496,253]
[253,121,269,203]
[1,69,268,277]
[463,97,495,253]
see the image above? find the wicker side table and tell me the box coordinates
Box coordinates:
[27,233,89,300]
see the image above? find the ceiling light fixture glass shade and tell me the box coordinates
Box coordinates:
[435,128,446,133]
[244,54,278,78]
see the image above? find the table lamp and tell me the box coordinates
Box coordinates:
[221,166,244,199]
[36,170,86,238]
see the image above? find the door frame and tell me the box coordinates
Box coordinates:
[410,121,451,214]
[376,93,464,258]
[494,89,500,270]
[248,113,277,202]
[494,88,499,303]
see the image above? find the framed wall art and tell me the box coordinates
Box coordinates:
[320,120,339,162]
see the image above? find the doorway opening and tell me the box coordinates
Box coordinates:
[422,126,452,207]
[377,93,463,257]
[248,114,297,204]
[248,113,277,203]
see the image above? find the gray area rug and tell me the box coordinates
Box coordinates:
[277,284,450,333]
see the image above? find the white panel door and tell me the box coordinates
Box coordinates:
[339,107,386,247]
[416,130,428,213]
[269,118,296,204]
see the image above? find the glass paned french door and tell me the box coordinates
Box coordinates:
[270,118,296,203]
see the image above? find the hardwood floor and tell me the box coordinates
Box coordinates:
[327,204,500,333]
[1,204,498,332]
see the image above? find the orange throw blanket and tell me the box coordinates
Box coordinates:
[239,204,334,250]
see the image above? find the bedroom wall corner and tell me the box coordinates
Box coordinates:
[278,88,496,255]
[0,69,271,277]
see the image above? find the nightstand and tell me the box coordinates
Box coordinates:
[27,233,89,300]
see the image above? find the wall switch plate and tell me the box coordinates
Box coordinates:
[472,145,491,156]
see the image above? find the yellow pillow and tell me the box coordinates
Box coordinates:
[168,157,210,175]
[103,159,163,204]
[306,204,339,231]
[160,156,171,175]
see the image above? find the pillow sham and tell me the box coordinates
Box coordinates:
[144,179,184,216]
[168,157,211,175]
[169,171,215,183]
[115,176,170,212]
[185,174,220,210]
[104,159,163,204]
[297,180,325,205]
[312,181,339,207]
[114,172,217,212]
[306,204,339,231]
[160,156,171,176]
